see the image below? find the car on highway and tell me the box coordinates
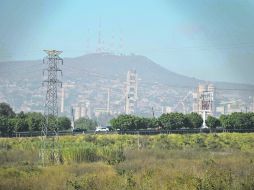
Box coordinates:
[95,126,109,132]
[72,128,87,133]
[95,126,114,133]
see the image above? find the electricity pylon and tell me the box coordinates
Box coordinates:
[40,50,63,165]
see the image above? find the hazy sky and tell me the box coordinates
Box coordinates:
[1,0,254,84]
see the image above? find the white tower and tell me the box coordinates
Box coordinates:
[125,70,138,114]
[207,84,216,115]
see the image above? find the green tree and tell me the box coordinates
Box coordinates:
[58,116,72,130]
[0,116,14,136]
[158,113,189,130]
[219,115,232,129]
[0,102,15,117]
[134,117,149,130]
[75,117,97,130]
[110,114,142,130]
[15,111,29,132]
[247,112,254,129]
[26,112,44,131]
[149,118,162,129]
[206,116,220,129]
[220,113,253,129]
[186,112,203,128]
[140,117,162,129]
[230,112,252,129]
[46,115,59,131]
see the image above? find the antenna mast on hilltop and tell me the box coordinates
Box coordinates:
[40,50,63,165]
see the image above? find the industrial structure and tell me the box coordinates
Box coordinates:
[73,102,91,120]
[193,84,215,115]
[59,82,77,114]
[193,83,215,128]
[42,50,63,136]
[40,50,63,165]
[125,70,138,114]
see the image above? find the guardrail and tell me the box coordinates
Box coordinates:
[117,128,254,135]
[0,128,253,138]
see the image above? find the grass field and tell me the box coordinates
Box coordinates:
[0,133,254,190]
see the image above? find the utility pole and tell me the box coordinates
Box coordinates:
[40,50,63,165]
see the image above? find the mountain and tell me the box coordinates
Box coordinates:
[0,52,253,90]
[1,52,254,114]
[62,53,200,86]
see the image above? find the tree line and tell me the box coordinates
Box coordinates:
[0,103,72,136]
[110,112,254,130]
[0,102,101,136]
[2,102,254,135]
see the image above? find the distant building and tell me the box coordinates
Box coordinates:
[216,106,225,115]
[74,105,81,120]
[193,83,216,128]
[226,103,242,114]
[193,83,216,116]
[60,83,76,113]
[74,102,90,120]
[94,108,108,117]
[207,84,216,115]
[125,70,138,114]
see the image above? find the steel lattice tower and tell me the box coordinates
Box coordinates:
[40,50,63,165]
[42,50,63,136]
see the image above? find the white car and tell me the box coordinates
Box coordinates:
[95,126,109,132]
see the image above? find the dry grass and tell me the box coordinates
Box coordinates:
[0,133,253,189]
